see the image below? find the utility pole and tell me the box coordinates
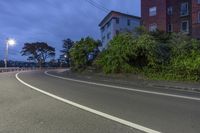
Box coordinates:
[4,38,16,68]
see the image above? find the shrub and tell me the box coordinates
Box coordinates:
[69,37,99,71]
[169,38,200,80]
[96,33,158,73]
[96,33,135,73]
[95,28,200,81]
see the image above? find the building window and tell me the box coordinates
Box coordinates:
[181,20,189,33]
[198,11,200,23]
[167,6,173,15]
[127,19,131,26]
[149,23,157,32]
[180,2,189,16]
[107,21,110,28]
[149,6,157,16]
[107,33,111,40]
[116,18,120,24]
[198,0,200,4]
[102,36,105,43]
[116,30,119,35]
[168,24,173,32]
[101,26,105,32]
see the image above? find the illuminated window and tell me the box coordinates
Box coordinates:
[149,7,157,16]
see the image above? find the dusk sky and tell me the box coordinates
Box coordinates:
[0,0,141,61]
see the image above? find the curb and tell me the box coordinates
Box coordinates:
[150,84,200,93]
[62,70,200,94]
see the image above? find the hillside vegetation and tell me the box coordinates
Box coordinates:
[70,28,200,81]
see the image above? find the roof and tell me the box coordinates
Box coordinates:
[99,10,141,27]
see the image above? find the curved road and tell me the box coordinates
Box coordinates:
[0,70,200,133]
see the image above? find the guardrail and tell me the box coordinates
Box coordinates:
[0,67,58,73]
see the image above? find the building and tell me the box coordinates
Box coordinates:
[99,11,141,50]
[141,0,200,39]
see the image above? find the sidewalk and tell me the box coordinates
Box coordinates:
[58,70,200,93]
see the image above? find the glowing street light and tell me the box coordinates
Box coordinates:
[7,38,16,46]
[4,38,16,68]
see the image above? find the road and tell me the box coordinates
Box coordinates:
[0,70,200,133]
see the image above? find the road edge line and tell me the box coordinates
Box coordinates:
[44,71,200,102]
[15,72,161,133]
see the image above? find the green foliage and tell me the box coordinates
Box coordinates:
[96,33,157,73]
[69,37,99,71]
[145,33,200,81]
[169,37,200,80]
[96,33,135,73]
[150,30,172,43]
[134,26,148,36]
[95,27,200,81]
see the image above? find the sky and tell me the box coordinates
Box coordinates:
[0,0,141,61]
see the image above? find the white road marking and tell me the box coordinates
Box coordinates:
[45,71,200,101]
[15,72,161,133]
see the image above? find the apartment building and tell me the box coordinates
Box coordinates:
[141,0,200,39]
[99,11,141,50]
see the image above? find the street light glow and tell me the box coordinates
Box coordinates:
[4,38,16,68]
[7,38,16,46]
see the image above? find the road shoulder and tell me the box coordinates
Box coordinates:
[51,69,200,93]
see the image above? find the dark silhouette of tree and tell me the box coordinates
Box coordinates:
[60,38,74,65]
[21,42,55,67]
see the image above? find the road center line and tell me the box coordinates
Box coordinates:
[15,72,161,133]
[45,71,200,101]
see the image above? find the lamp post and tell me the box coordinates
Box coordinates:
[4,38,16,68]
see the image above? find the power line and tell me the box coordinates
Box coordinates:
[93,0,106,7]
[85,0,109,13]
[90,0,109,11]
[84,0,110,13]
[91,0,110,12]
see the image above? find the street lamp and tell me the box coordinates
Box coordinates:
[4,38,16,68]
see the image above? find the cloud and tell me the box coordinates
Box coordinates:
[0,0,140,61]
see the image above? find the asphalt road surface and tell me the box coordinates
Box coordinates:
[0,70,200,133]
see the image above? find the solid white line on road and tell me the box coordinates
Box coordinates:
[45,71,200,102]
[15,72,161,133]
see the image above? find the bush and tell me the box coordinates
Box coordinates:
[144,34,200,81]
[169,37,200,80]
[69,37,99,71]
[95,33,158,73]
[96,33,135,73]
[95,28,200,81]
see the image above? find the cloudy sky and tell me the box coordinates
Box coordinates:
[0,0,140,61]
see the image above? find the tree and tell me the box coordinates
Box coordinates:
[21,42,55,67]
[60,38,74,65]
[69,37,100,71]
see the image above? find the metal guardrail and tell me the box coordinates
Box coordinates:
[0,67,38,73]
[0,67,59,73]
